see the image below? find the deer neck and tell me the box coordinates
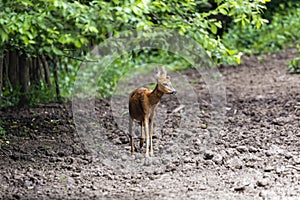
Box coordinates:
[149,84,164,105]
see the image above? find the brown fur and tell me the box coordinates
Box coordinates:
[128,67,176,156]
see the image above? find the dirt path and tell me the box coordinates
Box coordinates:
[0,49,300,199]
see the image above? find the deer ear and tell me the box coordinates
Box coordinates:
[161,66,167,76]
[154,66,160,79]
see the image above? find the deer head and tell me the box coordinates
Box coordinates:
[154,66,177,95]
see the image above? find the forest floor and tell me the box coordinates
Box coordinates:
[0,48,300,200]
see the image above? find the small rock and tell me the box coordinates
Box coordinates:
[121,154,128,162]
[293,156,300,164]
[272,117,288,126]
[143,159,151,166]
[226,157,244,169]
[284,152,293,160]
[184,131,193,139]
[248,146,258,153]
[264,165,275,172]
[200,123,207,129]
[203,150,214,160]
[212,153,223,165]
[120,136,128,144]
[49,157,55,163]
[103,173,114,180]
[91,185,98,190]
[57,152,65,157]
[226,148,239,157]
[165,164,176,172]
[183,157,195,163]
[113,138,122,145]
[198,185,207,190]
[192,149,201,155]
[71,173,80,177]
[12,194,20,199]
[233,181,250,191]
[259,190,268,198]
[257,178,269,187]
[275,166,284,174]
[236,145,248,153]
[265,150,273,157]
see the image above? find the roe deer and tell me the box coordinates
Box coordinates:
[128,66,176,156]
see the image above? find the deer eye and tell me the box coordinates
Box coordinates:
[162,83,168,86]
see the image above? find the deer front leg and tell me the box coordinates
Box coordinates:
[129,117,134,155]
[149,105,157,156]
[149,118,154,156]
[143,118,150,157]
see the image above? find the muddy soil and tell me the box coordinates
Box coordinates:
[0,49,300,199]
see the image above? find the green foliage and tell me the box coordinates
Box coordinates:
[223,3,300,55]
[0,0,269,62]
[0,120,7,146]
[288,57,300,73]
[288,45,300,73]
[0,0,271,102]
[0,125,5,137]
[96,50,191,97]
[1,84,22,107]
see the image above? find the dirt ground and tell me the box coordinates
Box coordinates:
[0,49,300,199]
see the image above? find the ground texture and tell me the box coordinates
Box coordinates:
[0,49,300,199]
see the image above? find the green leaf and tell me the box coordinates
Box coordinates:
[219,8,228,15]
[210,23,217,34]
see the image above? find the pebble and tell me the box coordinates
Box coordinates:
[233,180,250,191]
[184,131,193,139]
[212,153,223,165]
[91,185,98,190]
[165,164,176,172]
[293,156,300,164]
[236,145,248,153]
[57,152,65,157]
[226,157,244,169]
[121,154,128,162]
[256,178,269,187]
[71,173,80,177]
[203,150,214,160]
[113,138,122,145]
[264,165,275,172]
[259,190,268,198]
[272,117,288,126]
[248,146,258,153]
[284,152,293,159]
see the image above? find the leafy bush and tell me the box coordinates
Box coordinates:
[0,121,7,146]
[223,3,300,55]
[288,45,300,73]
[288,57,300,73]
[0,0,271,105]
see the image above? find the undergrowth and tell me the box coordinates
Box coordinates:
[223,4,300,55]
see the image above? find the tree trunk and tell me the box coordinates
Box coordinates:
[40,55,51,88]
[19,53,30,107]
[30,57,41,87]
[35,57,41,84]
[0,49,3,100]
[53,58,61,101]
[8,50,18,89]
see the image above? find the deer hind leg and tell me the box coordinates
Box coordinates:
[140,121,145,149]
[143,118,150,157]
[129,117,134,154]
